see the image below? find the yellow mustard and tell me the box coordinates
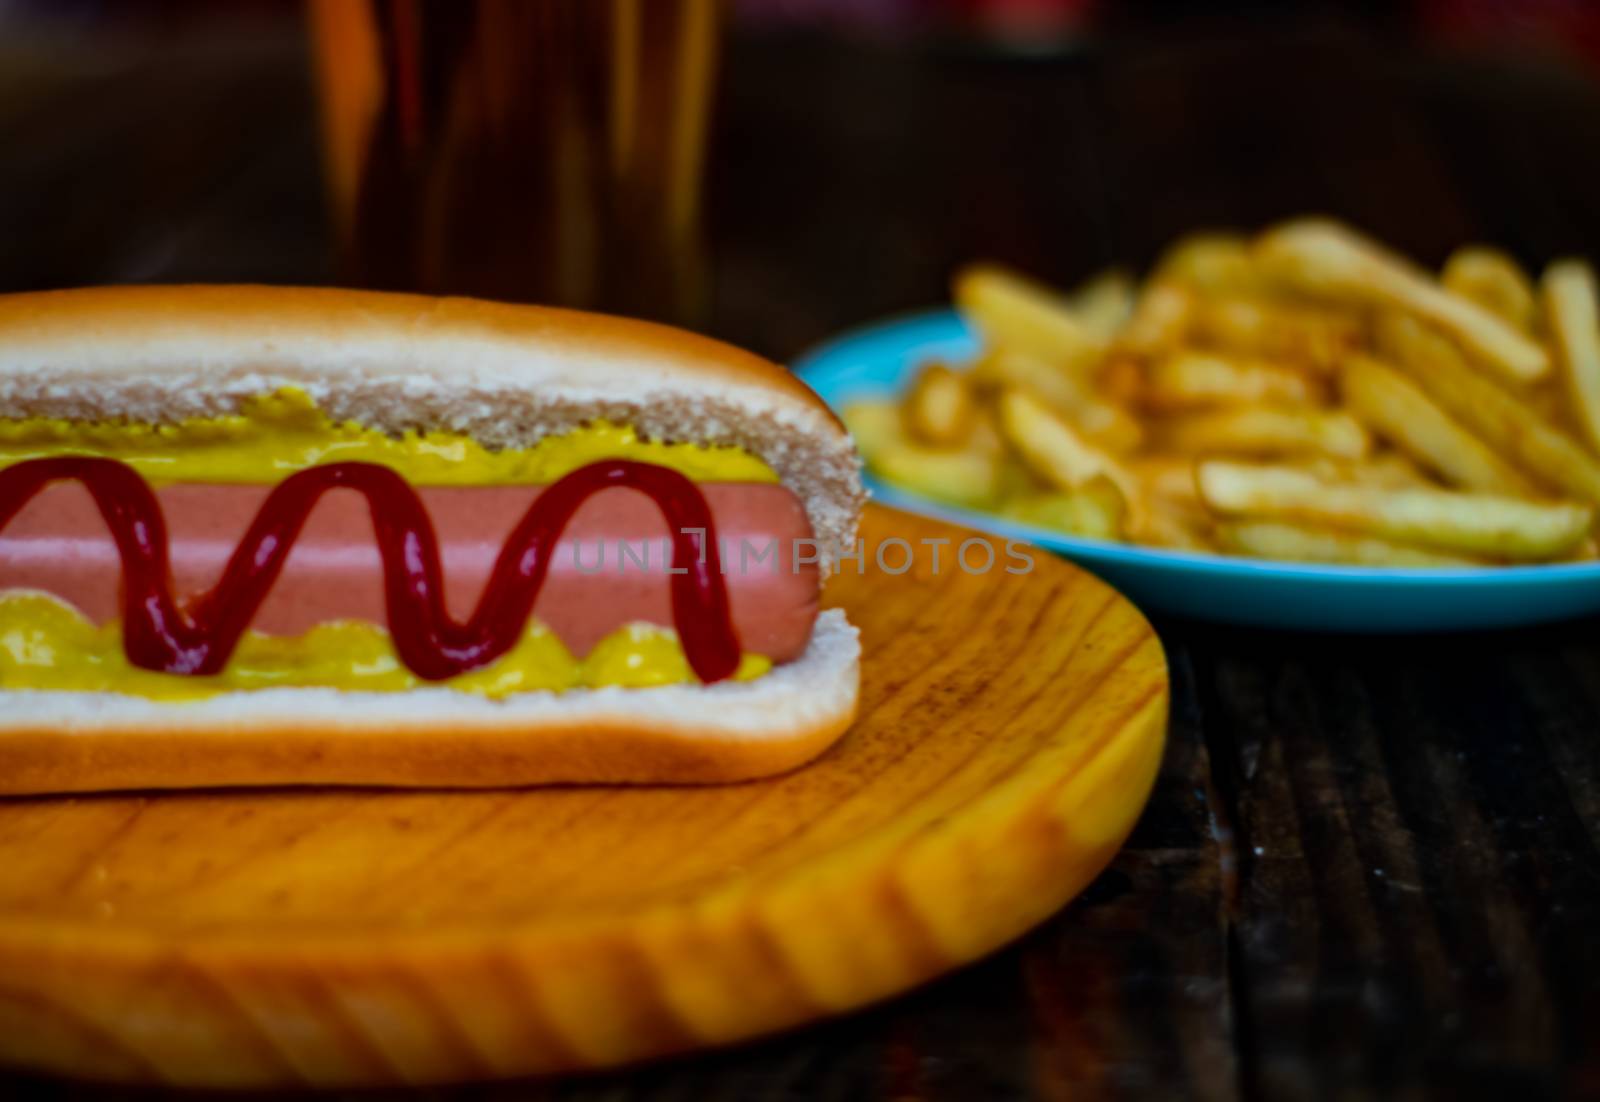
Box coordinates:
[0,387,777,485]
[0,592,771,700]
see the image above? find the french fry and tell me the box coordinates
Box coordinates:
[1157,407,1370,461]
[1142,351,1322,410]
[1000,486,1124,540]
[1341,451,1434,488]
[1524,379,1581,437]
[997,388,1141,523]
[1374,311,1600,502]
[1154,232,1262,294]
[905,363,978,447]
[1067,268,1136,341]
[1138,454,1440,549]
[1256,218,1549,383]
[841,399,904,462]
[1293,453,1433,489]
[1122,467,1215,549]
[1197,460,1592,559]
[1542,259,1600,455]
[874,440,1003,508]
[1559,537,1600,563]
[995,457,1040,500]
[998,386,1118,488]
[1098,353,1144,406]
[1068,395,1145,455]
[1125,458,1220,550]
[1217,520,1485,567]
[954,264,1107,371]
[1129,454,1203,509]
[1117,281,1193,357]
[1132,502,1216,552]
[1340,353,1533,494]
[1442,246,1537,333]
[969,347,1076,407]
[968,406,1009,458]
[850,395,1011,504]
[1189,295,1364,371]
[972,349,1143,453]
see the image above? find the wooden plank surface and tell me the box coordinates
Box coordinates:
[1,10,1599,1098]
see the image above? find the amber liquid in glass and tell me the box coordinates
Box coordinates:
[310,0,720,326]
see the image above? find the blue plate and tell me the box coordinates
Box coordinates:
[794,309,1600,632]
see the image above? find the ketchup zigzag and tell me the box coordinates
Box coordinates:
[0,457,741,684]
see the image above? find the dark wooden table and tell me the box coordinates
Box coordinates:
[3,12,1600,1100]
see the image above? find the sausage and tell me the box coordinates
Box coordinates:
[0,481,820,662]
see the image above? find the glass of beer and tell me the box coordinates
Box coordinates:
[309,0,721,327]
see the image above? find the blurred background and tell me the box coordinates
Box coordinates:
[0,0,1596,359]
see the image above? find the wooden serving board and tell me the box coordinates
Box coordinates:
[0,504,1168,1089]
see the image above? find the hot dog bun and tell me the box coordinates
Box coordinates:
[0,286,864,794]
[0,284,863,566]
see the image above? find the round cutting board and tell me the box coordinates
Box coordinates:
[0,504,1168,1088]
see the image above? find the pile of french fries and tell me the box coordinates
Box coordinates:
[844,216,1600,566]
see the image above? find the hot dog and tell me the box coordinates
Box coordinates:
[1,480,820,659]
[0,286,864,795]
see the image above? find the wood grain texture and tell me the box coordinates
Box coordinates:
[0,504,1168,1088]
